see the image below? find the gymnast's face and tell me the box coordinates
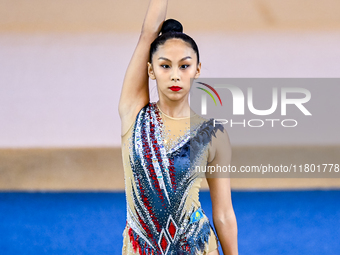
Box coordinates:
[148,38,201,102]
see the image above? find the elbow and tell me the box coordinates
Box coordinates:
[213,214,238,236]
[213,212,237,228]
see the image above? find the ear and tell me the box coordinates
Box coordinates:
[194,62,201,79]
[148,62,156,80]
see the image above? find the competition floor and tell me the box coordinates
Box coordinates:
[1,190,340,254]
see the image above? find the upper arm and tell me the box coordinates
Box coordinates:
[118,33,158,135]
[206,128,234,219]
[118,0,168,135]
[207,127,232,168]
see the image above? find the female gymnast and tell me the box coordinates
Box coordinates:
[119,0,238,254]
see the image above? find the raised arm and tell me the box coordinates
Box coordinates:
[118,0,168,136]
[206,128,238,255]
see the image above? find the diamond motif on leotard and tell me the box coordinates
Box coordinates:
[158,228,170,255]
[166,215,178,241]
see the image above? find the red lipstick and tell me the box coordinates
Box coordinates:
[169,86,182,91]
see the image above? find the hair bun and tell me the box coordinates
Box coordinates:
[160,19,183,34]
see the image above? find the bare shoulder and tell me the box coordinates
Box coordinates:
[207,124,231,164]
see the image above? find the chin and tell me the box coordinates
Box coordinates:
[167,93,188,101]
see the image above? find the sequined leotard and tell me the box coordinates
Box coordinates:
[121,102,224,255]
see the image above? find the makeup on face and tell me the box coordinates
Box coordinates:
[169,86,182,91]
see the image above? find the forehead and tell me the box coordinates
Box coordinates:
[155,38,196,60]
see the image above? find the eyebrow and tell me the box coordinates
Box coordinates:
[158,56,192,62]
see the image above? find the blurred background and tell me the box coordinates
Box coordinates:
[0,0,340,254]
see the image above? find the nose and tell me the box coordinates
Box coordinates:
[171,68,180,82]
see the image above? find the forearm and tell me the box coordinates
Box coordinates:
[141,0,168,36]
[214,214,238,255]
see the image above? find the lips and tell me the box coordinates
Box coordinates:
[169,86,182,91]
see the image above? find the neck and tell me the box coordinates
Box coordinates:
[156,97,192,118]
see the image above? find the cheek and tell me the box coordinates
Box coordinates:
[183,68,197,78]
[155,67,169,77]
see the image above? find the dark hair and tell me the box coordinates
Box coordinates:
[149,19,200,64]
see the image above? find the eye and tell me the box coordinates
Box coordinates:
[180,64,189,69]
[161,64,170,69]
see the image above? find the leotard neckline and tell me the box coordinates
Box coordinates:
[155,101,197,120]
